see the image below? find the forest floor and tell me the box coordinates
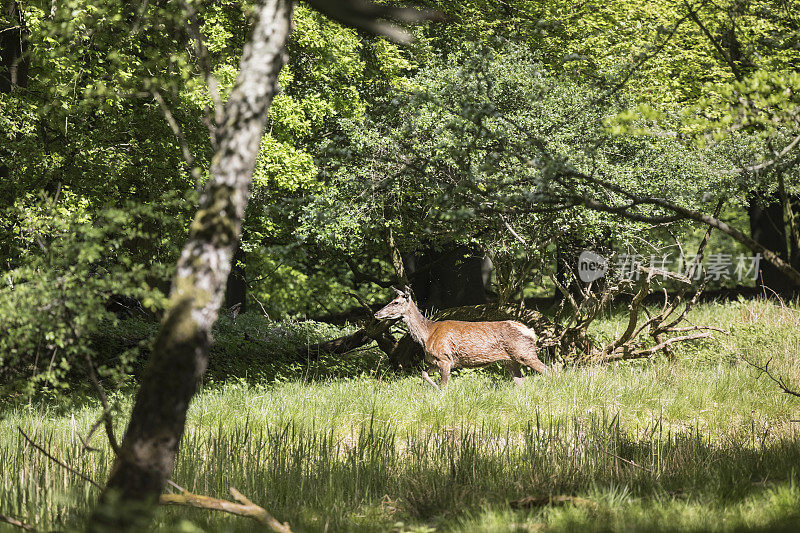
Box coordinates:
[2,298,800,532]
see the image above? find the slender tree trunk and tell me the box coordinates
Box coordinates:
[95,0,293,523]
[749,193,793,292]
[1,0,28,182]
[0,0,28,93]
[224,243,248,313]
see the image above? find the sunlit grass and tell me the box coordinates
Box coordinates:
[1,299,800,532]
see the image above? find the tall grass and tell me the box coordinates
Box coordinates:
[1,299,800,532]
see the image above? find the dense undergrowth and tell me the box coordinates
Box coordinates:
[1,298,799,532]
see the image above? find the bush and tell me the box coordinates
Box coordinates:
[0,190,185,395]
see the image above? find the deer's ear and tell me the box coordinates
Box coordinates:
[392,286,404,296]
[403,285,412,296]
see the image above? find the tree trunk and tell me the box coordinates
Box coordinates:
[224,243,247,313]
[1,0,28,182]
[95,0,293,523]
[749,194,793,292]
[0,0,28,93]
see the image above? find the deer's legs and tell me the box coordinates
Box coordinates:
[504,361,525,387]
[438,361,452,388]
[421,365,439,389]
[518,354,548,375]
[505,360,525,387]
[511,343,549,376]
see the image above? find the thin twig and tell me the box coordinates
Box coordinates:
[744,357,800,399]
[18,427,102,490]
[601,448,653,473]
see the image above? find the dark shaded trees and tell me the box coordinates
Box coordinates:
[0,0,28,182]
[0,0,27,93]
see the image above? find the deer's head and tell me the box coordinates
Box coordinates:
[374,286,413,320]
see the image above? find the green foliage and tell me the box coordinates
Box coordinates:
[0,190,185,393]
[307,40,750,301]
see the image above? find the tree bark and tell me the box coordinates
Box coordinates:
[95,0,293,522]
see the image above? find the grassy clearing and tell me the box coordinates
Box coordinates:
[1,299,799,532]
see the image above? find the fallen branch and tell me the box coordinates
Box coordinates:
[0,514,36,531]
[18,427,291,531]
[601,448,653,473]
[160,487,291,533]
[745,357,800,399]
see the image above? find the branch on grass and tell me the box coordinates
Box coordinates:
[745,357,800,399]
[18,426,290,531]
[0,514,37,531]
[629,332,713,358]
[601,448,653,473]
[160,487,291,533]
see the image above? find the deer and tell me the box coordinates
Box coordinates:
[374,287,548,388]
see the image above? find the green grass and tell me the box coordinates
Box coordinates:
[1,298,800,532]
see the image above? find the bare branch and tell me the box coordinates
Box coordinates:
[685,2,743,80]
[181,0,222,140]
[601,448,653,473]
[152,89,202,188]
[744,357,800,399]
[501,215,527,246]
[745,133,800,172]
[82,352,120,456]
[304,0,445,43]
[160,486,291,532]
[0,514,37,531]
[549,272,579,313]
[601,271,653,356]
[18,427,103,490]
[630,332,713,358]
[560,170,800,285]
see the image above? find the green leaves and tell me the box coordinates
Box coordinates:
[0,191,185,393]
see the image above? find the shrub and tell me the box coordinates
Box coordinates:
[0,190,185,396]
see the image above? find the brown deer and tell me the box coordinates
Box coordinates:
[374,287,548,388]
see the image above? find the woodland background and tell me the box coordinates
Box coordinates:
[1,0,800,531]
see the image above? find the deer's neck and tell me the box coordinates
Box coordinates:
[404,303,432,347]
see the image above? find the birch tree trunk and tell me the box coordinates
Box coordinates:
[96,0,293,518]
